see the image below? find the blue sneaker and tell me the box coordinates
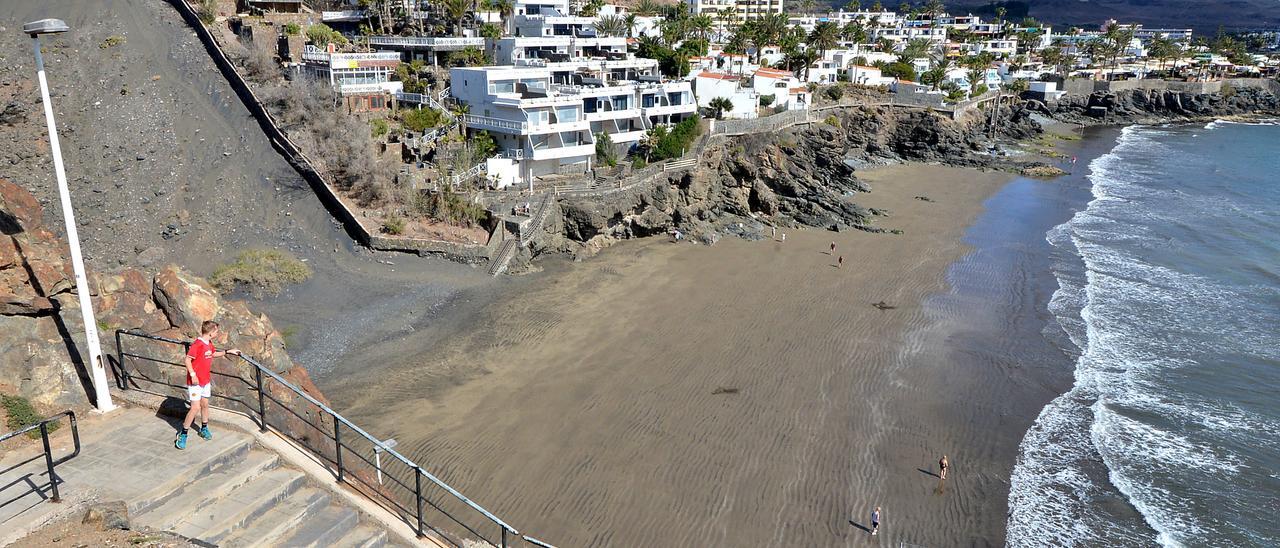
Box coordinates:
[175,431,188,450]
[198,425,212,441]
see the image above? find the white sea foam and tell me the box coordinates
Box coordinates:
[1008,124,1280,547]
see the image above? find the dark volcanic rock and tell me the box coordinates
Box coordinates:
[1050,86,1280,125]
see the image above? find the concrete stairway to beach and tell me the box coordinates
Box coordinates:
[0,407,416,547]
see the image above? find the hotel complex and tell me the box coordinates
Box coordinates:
[449,0,696,184]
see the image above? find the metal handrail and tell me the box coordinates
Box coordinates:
[0,411,80,503]
[114,330,540,547]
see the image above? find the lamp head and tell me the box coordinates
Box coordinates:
[24,19,70,37]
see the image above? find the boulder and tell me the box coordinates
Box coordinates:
[152,265,221,336]
[82,500,131,531]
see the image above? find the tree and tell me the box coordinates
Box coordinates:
[691,14,714,41]
[633,0,661,17]
[842,21,868,44]
[305,24,348,47]
[871,0,884,11]
[920,56,949,90]
[595,132,617,166]
[995,6,1006,25]
[594,15,629,37]
[845,0,861,11]
[924,0,944,18]
[810,22,840,59]
[899,2,911,16]
[443,0,469,37]
[708,97,734,119]
[479,22,502,40]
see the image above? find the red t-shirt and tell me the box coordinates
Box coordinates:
[187,338,215,386]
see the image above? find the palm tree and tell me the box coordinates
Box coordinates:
[633,0,661,17]
[995,6,1006,26]
[708,97,734,119]
[594,15,628,38]
[810,22,840,59]
[845,0,861,11]
[920,56,949,90]
[450,102,470,137]
[443,0,468,37]
[871,0,884,11]
[842,21,868,44]
[924,0,945,18]
[624,13,638,38]
[691,14,714,42]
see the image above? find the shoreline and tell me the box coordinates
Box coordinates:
[321,162,1037,546]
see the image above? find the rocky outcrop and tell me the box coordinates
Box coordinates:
[544,103,1043,255]
[1039,86,1280,125]
[0,178,322,415]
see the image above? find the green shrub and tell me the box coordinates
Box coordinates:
[413,187,487,227]
[759,94,775,107]
[305,24,347,47]
[646,117,702,161]
[1221,82,1235,98]
[381,213,406,235]
[370,118,389,138]
[197,0,217,25]
[283,23,301,36]
[210,249,312,296]
[824,115,841,127]
[2,395,56,439]
[595,132,618,167]
[400,107,444,133]
[824,85,844,101]
[100,35,126,49]
[631,156,648,169]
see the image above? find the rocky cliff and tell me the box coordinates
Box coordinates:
[538,103,1044,256]
[0,178,323,413]
[1039,86,1280,125]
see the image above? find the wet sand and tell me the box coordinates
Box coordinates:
[328,165,1035,546]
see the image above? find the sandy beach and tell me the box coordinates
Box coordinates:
[324,163,1059,546]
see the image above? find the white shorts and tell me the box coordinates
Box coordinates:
[187,383,212,401]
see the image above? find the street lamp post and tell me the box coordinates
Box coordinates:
[24,18,116,412]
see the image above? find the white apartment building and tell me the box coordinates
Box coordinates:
[298,45,403,111]
[451,0,696,185]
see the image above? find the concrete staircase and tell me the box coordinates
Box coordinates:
[0,407,416,547]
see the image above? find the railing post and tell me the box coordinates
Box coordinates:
[334,419,344,482]
[255,366,267,433]
[502,525,509,548]
[40,423,60,503]
[415,467,425,538]
[114,329,127,390]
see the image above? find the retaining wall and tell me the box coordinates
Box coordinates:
[1062,77,1280,97]
[168,0,488,263]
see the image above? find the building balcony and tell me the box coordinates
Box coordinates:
[367,36,485,50]
[529,143,596,161]
[463,114,528,134]
[584,108,642,122]
[643,103,696,117]
[609,129,648,143]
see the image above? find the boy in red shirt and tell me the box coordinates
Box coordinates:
[176,320,240,450]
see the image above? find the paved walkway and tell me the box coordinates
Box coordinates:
[0,406,415,547]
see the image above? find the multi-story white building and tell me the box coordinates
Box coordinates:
[451,0,696,185]
[298,45,403,111]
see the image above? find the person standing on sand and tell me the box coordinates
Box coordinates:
[871,507,881,536]
[175,320,240,450]
[830,241,836,253]
[838,255,844,268]
[940,455,949,480]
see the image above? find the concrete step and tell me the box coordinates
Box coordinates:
[133,449,280,530]
[330,524,389,548]
[217,486,332,548]
[271,504,360,548]
[127,433,255,516]
[169,467,307,543]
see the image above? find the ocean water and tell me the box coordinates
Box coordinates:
[1008,121,1280,546]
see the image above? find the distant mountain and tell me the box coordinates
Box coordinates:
[943,1,1280,34]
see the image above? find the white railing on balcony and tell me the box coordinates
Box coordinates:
[367,36,485,49]
[322,10,366,22]
[463,114,527,132]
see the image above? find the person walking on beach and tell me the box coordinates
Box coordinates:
[838,255,844,268]
[940,455,950,480]
[830,241,836,253]
[871,507,881,536]
[176,320,240,450]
